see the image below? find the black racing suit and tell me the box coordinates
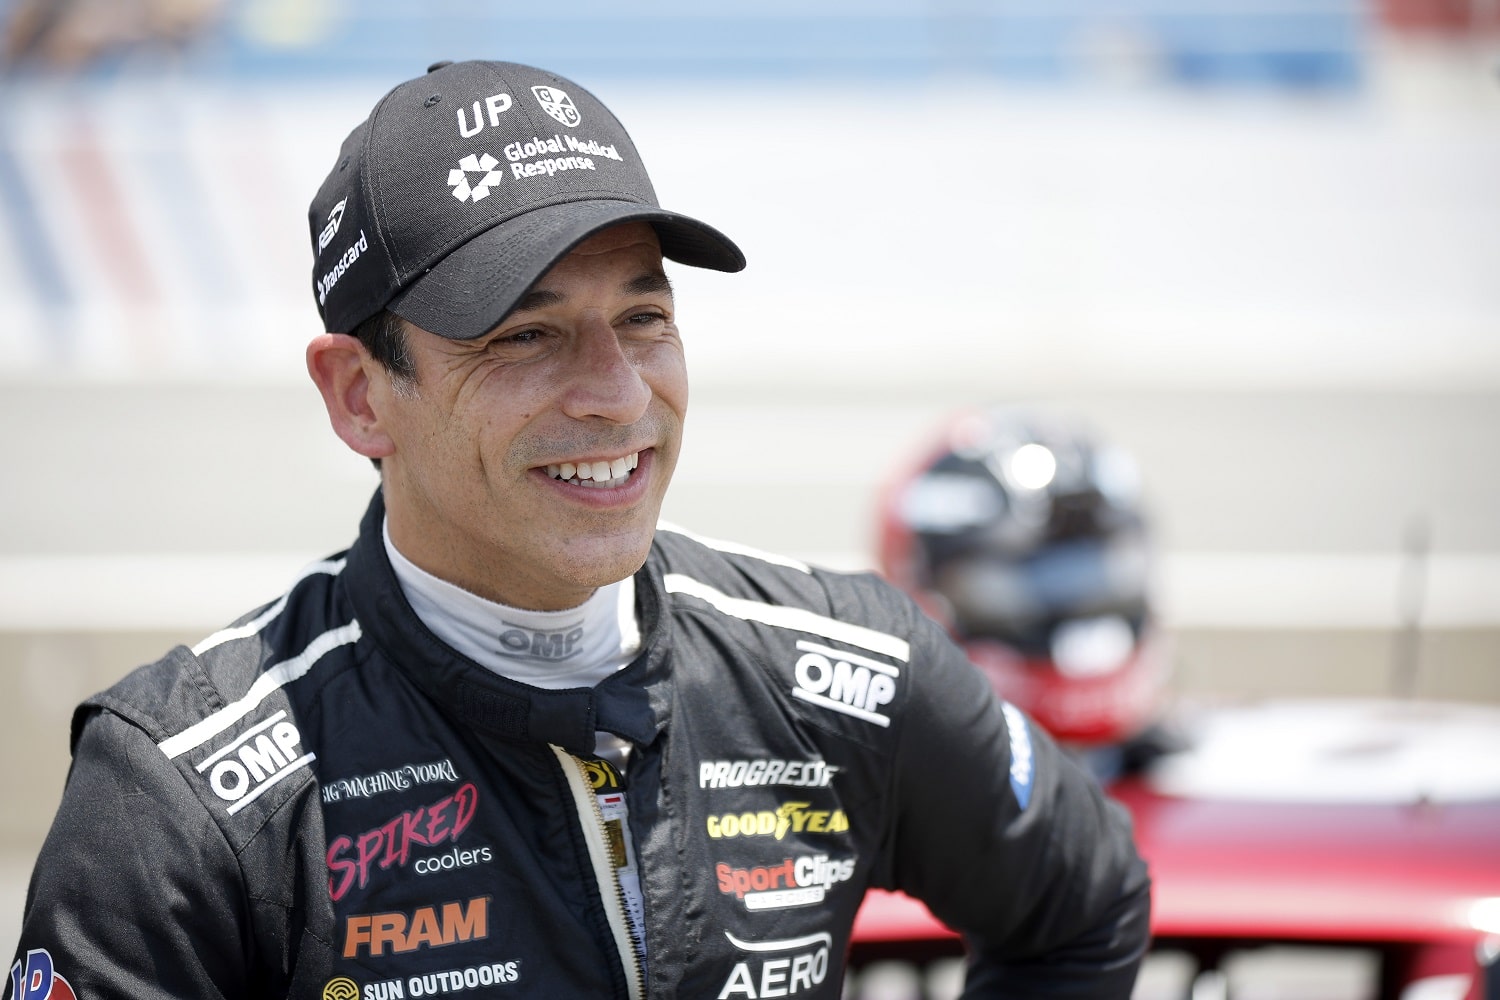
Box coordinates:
[8,492,1150,999]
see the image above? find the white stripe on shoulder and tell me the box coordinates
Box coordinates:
[192,558,347,656]
[665,574,910,662]
[656,522,810,574]
[159,620,362,760]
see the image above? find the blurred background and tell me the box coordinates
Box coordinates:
[1,0,1497,985]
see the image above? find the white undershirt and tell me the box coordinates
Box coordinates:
[382,521,647,955]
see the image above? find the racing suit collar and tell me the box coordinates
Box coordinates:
[344,489,669,753]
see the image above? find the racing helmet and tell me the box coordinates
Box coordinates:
[876,407,1167,747]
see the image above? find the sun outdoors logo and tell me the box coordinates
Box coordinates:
[448,154,504,203]
[318,198,346,251]
[531,85,580,128]
[321,978,358,1000]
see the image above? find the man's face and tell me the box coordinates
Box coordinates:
[372,222,687,610]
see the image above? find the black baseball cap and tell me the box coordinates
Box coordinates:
[308,60,745,339]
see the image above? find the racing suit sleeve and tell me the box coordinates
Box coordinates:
[878,610,1152,998]
[7,709,252,1000]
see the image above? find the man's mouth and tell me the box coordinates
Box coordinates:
[544,452,640,489]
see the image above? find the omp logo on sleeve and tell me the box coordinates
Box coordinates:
[191,709,315,816]
[719,931,832,999]
[342,896,490,959]
[8,950,75,1000]
[791,640,899,727]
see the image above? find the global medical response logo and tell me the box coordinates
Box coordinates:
[706,801,849,840]
[531,85,580,127]
[719,930,831,998]
[716,854,856,911]
[448,154,504,202]
[8,950,75,1000]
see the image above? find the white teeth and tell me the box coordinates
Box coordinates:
[547,452,640,487]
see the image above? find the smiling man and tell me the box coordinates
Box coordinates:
[10,61,1150,999]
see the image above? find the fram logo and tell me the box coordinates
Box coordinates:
[8,950,76,1000]
[791,640,899,727]
[194,710,314,815]
[342,895,490,959]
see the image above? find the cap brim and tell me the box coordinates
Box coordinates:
[388,200,745,341]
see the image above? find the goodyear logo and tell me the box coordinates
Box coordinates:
[706,802,849,841]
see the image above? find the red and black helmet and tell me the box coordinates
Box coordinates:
[876,407,1168,747]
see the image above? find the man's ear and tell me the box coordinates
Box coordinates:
[306,333,397,461]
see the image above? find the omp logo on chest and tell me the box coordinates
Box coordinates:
[189,710,314,816]
[791,640,900,727]
[496,622,583,661]
[343,895,490,959]
[706,801,848,841]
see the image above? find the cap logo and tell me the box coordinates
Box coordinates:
[317,199,346,251]
[531,86,580,128]
[457,92,514,138]
[448,153,504,203]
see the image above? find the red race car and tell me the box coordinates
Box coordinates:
[862,407,1500,999]
[849,697,1500,1000]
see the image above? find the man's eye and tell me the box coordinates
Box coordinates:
[627,311,666,326]
[499,329,543,345]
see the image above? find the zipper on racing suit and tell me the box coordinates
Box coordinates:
[551,745,647,1000]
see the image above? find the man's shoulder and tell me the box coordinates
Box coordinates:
[79,555,356,745]
[648,522,918,631]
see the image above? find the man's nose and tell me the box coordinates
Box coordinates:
[559,316,652,424]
